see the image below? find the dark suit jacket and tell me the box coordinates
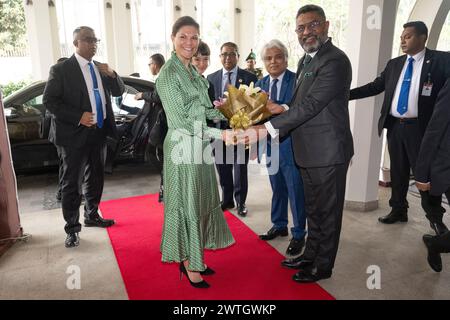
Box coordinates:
[43,54,125,148]
[270,40,354,168]
[349,49,450,136]
[415,79,450,196]
[207,67,258,101]
[207,67,258,130]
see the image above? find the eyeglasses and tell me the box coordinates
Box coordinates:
[295,20,324,34]
[220,52,238,59]
[80,37,100,44]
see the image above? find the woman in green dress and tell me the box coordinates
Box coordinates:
[156,16,235,289]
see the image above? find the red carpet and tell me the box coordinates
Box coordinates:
[100,194,334,300]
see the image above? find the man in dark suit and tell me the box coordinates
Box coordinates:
[255,39,307,257]
[207,42,258,217]
[242,5,354,283]
[415,79,450,272]
[349,21,450,234]
[43,26,125,248]
[48,57,70,202]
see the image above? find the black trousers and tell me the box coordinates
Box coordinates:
[431,230,450,253]
[214,141,249,206]
[301,162,350,272]
[387,118,421,211]
[420,191,446,223]
[59,129,106,234]
[56,145,63,195]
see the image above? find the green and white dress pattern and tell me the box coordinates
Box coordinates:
[156,52,235,272]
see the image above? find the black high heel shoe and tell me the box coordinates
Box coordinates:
[179,263,210,288]
[200,266,215,276]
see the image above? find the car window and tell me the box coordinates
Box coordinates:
[5,93,45,142]
[24,94,43,107]
[111,84,145,116]
[6,94,43,119]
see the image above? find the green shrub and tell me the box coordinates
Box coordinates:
[1,80,29,98]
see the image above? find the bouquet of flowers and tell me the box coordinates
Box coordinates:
[214,83,271,131]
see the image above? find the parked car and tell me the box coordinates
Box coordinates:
[2,76,162,173]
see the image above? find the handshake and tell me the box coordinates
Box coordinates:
[214,82,285,147]
[220,125,269,146]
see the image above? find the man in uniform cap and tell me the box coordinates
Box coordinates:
[245,49,263,80]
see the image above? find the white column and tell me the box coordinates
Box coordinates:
[171,0,182,21]
[23,0,61,80]
[229,0,237,43]
[180,0,197,18]
[170,0,197,20]
[103,0,117,68]
[104,0,135,75]
[408,0,450,49]
[345,0,398,211]
[234,0,256,69]
[113,0,134,74]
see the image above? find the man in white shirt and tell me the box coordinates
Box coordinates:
[43,26,125,248]
[349,21,450,234]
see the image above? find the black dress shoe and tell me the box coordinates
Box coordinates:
[200,266,215,276]
[180,263,210,288]
[237,204,248,217]
[281,255,313,270]
[84,216,115,228]
[378,209,408,224]
[65,233,80,248]
[286,237,305,256]
[221,202,235,211]
[259,227,288,241]
[430,221,449,236]
[293,268,332,283]
[423,234,442,272]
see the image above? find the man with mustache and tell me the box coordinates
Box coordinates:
[349,21,450,235]
[242,5,354,283]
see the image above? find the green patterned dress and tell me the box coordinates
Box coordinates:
[156,52,235,272]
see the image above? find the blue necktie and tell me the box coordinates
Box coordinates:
[270,78,279,102]
[397,57,414,116]
[223,71,232,97]
[88,62,104,128]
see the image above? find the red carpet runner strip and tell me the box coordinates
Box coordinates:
[100,194,334,300]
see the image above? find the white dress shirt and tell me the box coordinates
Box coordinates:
[222,66,238,96]
[390,48,426,118]
[75,53,107,123]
